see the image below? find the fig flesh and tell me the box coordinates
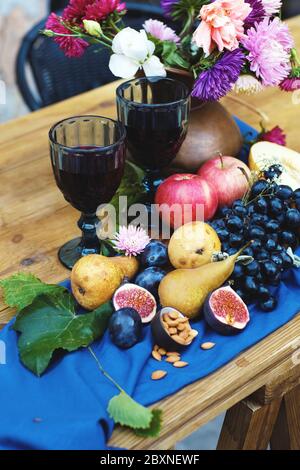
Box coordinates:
[204,286,250,335]
[113,283,157,324]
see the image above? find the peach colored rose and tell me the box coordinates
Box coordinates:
[193,0,252,56]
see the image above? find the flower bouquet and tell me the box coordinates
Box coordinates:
[43,0,300,101]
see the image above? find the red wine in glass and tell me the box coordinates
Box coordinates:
[49,116,126,269]
[116,77,190,196]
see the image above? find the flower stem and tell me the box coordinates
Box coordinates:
[88,346,124,394]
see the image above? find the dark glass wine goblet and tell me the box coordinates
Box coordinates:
[49,115,126,269]
[116,77,190,198]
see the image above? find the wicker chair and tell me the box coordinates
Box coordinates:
[16,2,165,110]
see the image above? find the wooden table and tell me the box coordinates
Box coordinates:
[1,15,300,451]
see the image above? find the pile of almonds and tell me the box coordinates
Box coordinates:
[151,345,188,380]
[162,310,198,345]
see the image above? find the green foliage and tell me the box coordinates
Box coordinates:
[162,42,190,70]
[108,391,162,438]
[0,272,67,311]
[13,293,113,376]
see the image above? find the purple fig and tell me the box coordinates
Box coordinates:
[204,286,250,335]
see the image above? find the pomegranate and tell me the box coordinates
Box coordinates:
[197,156,251,208]
[204,286,250,335]
[113,283,157,324]
[155,173,218,229]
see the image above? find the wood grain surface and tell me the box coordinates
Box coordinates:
[1,15,300,450]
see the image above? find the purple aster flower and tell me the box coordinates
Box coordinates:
[192,49,245,101]
[261,0,282,16]
[161,0,178,17]
[244,0,265,29]
[242,18,294,87]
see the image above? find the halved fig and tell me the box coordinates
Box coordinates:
[113,283,157,324]
[204,286,250,335]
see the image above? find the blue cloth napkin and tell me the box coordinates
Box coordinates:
[1,120,299,450]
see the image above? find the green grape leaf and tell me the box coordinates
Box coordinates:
[0,272,67,311]
[108,391,153,430]
[134,409,163,438]
[13,292,113,376]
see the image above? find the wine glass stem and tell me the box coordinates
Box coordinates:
[143,169,164,203]
[78,213,101,256]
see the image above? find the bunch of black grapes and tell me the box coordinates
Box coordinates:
[210,165,300,312]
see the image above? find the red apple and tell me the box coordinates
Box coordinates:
[155,173,218,229]
[197,156,251,208]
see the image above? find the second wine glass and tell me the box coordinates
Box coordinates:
[116,77,191,198]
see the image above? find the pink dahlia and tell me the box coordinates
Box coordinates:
[63,0,94,22]
[143,19,180,43]
[84,0,126,21]
[280,77,300,92]
[45,13,89,57]
[259,126,286,146]
[112,226,150,257]
[242,18,294,86]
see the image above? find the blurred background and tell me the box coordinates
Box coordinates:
[0,0,299,123]
[0,0,299,449]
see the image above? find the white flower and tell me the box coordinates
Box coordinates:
[233,75,264,94]
[83,20,102,38]
[109,27,166,79]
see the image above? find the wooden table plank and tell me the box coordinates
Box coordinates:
[1,15,300,449]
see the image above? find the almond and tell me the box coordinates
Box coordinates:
[165,317,180,327]
[177,317,188,323]
[179,330,189,340]
[171,334,187,345]
[158,347,167,356]
[177,323,186,331]
[152,350,162,361]
[151,370,167,380]
[173,361,188,368]
[153,344,159,351]
[168,327,178,335]
[166,351,179,356]
[201,342,216,350]
[165,355,180,363]
[168,311,179,320]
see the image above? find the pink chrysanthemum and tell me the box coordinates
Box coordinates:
[84,0,126,21]
[242,18,294,86]
[143,19,180,43]
[259,126,286,146]
[261,0,282,16]
[63,0,94,22]
[46,13,89,57]
[280,77,300,92]
[112,226,150,257]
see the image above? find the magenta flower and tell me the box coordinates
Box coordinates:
[84,0,126,21]
[143,19,180,43]
[112,226,151,257]
[280,77,300,92]
[242,18,294,86]
[63,0,94,22]
[259,126,286,146]
[46,13,89,57]
[192,49,245,101]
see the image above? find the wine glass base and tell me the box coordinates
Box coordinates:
[58,237,100,270]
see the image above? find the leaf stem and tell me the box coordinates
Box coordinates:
[88,346,124,394]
